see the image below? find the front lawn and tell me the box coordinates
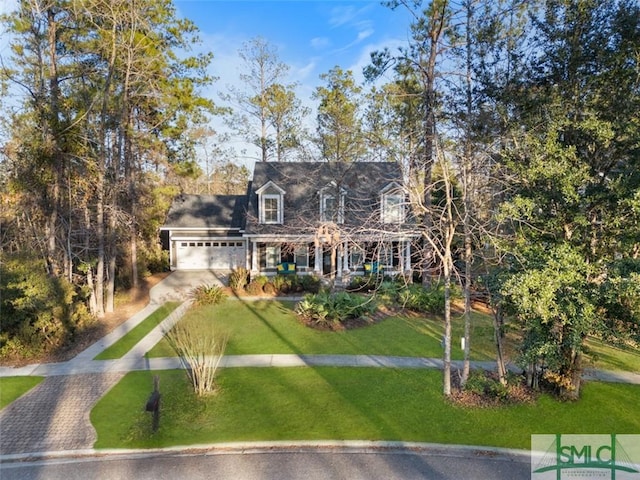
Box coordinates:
[94,302,180,360]
[583,337,640,372]
[147,300,496,360]
[92,368,640,450]
[0,376,44,409]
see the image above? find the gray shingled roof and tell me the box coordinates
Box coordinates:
[245,161,406,235]
[162,194,247,230]
[162,162,409,235]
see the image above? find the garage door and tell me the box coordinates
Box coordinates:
[176,241,245,270]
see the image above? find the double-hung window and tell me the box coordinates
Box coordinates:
[320,184,345,223]
[381,183,405,224]
[382,194,404,223]
[257,181,285,224]
[262,196,280,223]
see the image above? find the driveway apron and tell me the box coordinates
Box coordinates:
[0,372,124,455]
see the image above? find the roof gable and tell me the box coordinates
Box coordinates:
[256,180,286,195]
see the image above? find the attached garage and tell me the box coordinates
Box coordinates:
[161,194,249,271]
[175,240,245,270]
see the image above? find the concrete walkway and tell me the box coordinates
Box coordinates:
[1,270,639,458]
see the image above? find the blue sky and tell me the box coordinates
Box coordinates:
[172,0,414,164]
[0,0,414,166]
[174,1,411,89]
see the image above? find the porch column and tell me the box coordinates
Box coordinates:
[404,240,412,272]
[314,239,322,274]
[337,243,343,280]
[168,232,175,270]
[343,241,349,272]
[251,240,259,274]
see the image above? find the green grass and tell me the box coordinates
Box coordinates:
[92,368,640,450]
[146,300,639,373]
[583,337,640,372]
[0,376,44,409]
[94,302,181,360]
[147,300,496,361]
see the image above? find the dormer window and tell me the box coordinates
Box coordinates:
[256,181,285,224]
[381,183,405,224]
[320,183,345,224]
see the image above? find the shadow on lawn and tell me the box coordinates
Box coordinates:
[229,292,305,355]
[223,293,435,441]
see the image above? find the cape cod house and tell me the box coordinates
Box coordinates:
[161,161,417,281]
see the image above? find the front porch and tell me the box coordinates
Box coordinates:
[246,236,413,281]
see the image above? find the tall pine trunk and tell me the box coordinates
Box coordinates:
[45,8,63,277]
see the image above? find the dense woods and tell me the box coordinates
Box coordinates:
[1,0,638,400]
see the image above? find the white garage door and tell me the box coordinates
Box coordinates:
[176,241,245,270]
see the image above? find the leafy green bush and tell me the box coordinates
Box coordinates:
[376,281,403,305]
[138,246,169,276]
[295,291,377,329]
[347,275,380,292]
[252,275,269,287]
[272,275,290,293]
[0,254,92,359]
[298,274,321,293]
[398,282,459,314]
[190,284,227,306]
[463,370,518,403]
[229,267,249,291]
[295,296,332,328]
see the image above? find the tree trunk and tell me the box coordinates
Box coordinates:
[560,350,582,400]
[105,210,116,313]
[45,8,63,277]
[95,182,105,318]
[443,256,452,396]
[492,306,508,386]
[461,228,472,386]
[130,227,139,289]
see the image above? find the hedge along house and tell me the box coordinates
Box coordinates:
[161,161,418,282]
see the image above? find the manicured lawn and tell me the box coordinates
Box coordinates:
[94,302,181,360]
[0,376,44,409]
[92,368,640,450]
[583,337,640,372]
[147,300,496,361]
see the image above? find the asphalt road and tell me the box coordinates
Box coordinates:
[0,448,532,480]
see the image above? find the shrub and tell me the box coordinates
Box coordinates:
[462,370,521,404]
[165,315,228,396]
[138,246,169,275]
[272,275,290,293]
[245,281,264,296]
[295,296,332,328]
[190,284,227,306]
[263,282,277,295]
[0,254,93,360]
[295,291,377,329]
[229,267,249,291]
[346,275,378,292]
[397,282,460,314]
[376,281,403,306]
[298,274,321,293]
[252,275,269,287]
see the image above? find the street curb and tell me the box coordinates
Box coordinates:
[0,440,532,464]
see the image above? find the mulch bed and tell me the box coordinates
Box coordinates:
[448,370,537,408]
